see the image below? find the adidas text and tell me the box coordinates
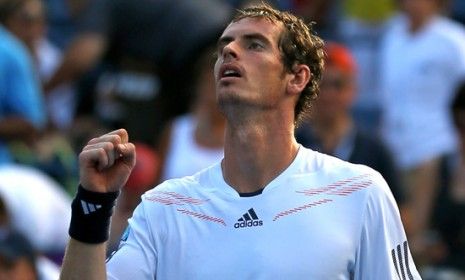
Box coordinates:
[234,208,263,228]
[234,220,263,228]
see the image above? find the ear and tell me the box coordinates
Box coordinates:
[287,64,311,96]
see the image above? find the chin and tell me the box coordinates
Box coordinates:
[218,92,241,107]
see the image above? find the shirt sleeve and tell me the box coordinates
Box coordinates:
[446,25,465,83]
[5,45,46,128]
[106,202,157,280]
[353,173,422,279]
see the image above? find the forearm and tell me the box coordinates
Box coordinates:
[44,33,106,92]
[60,238,107,280]
[0,117,38,143]
[60,129,135,279]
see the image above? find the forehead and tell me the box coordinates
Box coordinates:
[221,17,284,43]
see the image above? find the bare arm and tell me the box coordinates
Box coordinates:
[0,117,39,145]
[59,129,136,280]
[60,240,107,280]
[44,33,107,93]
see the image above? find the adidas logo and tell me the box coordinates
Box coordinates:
[80,200,102,215]
[234,208,263,228]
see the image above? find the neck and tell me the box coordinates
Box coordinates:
[312,115,353,154]
[408,13,434,34]
[221,110,299,194]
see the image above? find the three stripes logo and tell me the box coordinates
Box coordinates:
[391,241,414,280]
[234,208,263,228]
[80,200,102,215]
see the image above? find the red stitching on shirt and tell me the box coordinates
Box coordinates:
[296,174,372,197]
[272,199,333,221]
[145,191,209,206]
[177,209,227,226]
[327,180,372,196]
[272,174,373,221]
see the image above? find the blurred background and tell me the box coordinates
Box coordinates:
[0,0,464,279]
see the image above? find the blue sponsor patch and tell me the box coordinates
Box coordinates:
[106,226,132,263]
[121,226,131,242]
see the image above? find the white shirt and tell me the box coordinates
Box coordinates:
[379,14,465,169]
[161,115,224,180]
[37,38,76,130]
[107,147,421,279]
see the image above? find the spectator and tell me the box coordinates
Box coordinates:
[296,42,403,203]
[340,0,396,133]
[0,0,79,194]
[379,0,465,257]
[0,0,46,165]
[44,0,233,145]
[158,47,225,182]
[2,0,77,131]
[424,80,465,276]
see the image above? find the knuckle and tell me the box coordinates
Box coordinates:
[102,142,115,152]
[78,151,87,162]
[88,137,99,144]
[111,134,122,144]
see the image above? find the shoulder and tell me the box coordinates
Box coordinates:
[433,17,465,35]
[319,156,395,216]
[143,175,200,198]
[312,148,374,175]
[383,13,407,36]
[142,163,216,201]
[0,28,31,66]
[431,17,465,46]
[311,149,391,197]
[172,114,193,127]
[132,167,215,232]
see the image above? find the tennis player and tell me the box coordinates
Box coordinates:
[60,4,421,279]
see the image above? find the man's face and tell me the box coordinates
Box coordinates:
[214,17,292,112]
[401,0,438,21]
[6,0,45,50]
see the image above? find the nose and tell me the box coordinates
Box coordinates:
[221,41,238,61]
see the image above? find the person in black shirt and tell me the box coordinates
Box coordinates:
[44,0,233,145]
[296,42,403,203]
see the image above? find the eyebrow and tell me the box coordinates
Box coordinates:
[217,32,272,50]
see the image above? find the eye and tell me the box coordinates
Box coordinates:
[248,41,264,50]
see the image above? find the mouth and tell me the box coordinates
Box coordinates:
[219,64,242,81]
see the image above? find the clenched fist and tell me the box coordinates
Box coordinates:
[78,129,136,193]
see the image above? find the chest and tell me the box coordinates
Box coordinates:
[150,188,365,279]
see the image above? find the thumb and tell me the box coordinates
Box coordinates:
[117,143,136,169]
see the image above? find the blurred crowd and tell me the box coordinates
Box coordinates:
[0,0,464,279]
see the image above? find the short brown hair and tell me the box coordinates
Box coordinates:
[232,3,325,125]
